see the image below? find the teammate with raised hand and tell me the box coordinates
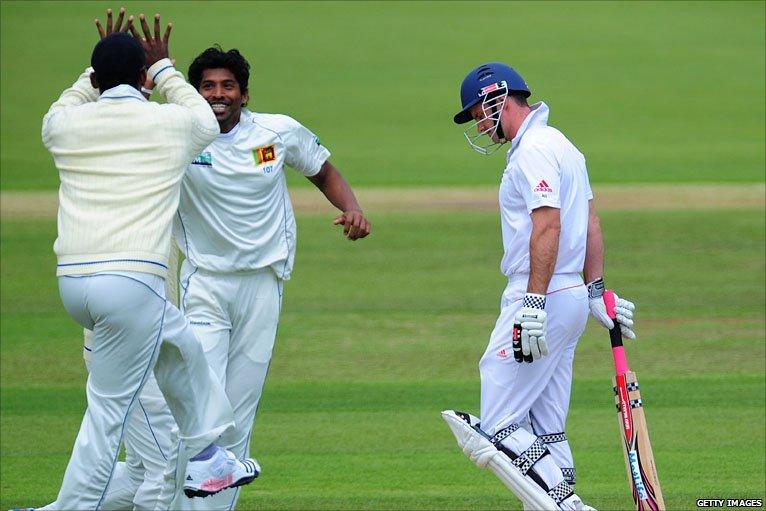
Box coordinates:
[31,8,259,510]
[442,62,636,510]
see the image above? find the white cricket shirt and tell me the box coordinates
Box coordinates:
[499,102,593,277]
[174,109,330,279]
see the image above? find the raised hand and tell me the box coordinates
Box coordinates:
[129,13,172,67]
[95,7,132,39]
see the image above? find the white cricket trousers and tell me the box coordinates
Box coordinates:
[173,262,282,511]
[480,273,588,484]
[53,271,235,511]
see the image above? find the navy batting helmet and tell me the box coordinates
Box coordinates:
[453,62,530,124]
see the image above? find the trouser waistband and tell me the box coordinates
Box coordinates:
[506,273,584,294]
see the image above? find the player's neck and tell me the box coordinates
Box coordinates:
[219,120,240,134]
[505,105,532,140]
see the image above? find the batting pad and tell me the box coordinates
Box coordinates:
[442,410,560,510]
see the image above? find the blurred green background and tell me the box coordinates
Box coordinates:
[1,1,764,510]
[1,0,764,188]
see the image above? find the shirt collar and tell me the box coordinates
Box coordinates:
[99,84,147,102]
[507,101,549,154]
[218,122,240,140]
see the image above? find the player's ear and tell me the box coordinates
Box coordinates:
[90,72,99,90]
[242,91,249,107]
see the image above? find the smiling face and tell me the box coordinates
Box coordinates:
[198,68,249,133]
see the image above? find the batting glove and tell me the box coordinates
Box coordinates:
[513,293,549,363]
[587,278,636,339]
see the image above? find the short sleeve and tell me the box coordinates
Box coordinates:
[516,143,561,213]
[583,158,594,200]
[282,117,331,177]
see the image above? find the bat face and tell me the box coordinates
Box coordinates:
[614,371,665,511]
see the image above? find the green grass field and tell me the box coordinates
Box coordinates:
[2,209,764,509]
[1,1,765,510]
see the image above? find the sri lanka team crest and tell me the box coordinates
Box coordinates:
[254,145,276,164]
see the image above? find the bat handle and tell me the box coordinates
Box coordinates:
[604,290,630,374]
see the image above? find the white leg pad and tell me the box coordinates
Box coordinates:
[442,410,560,510]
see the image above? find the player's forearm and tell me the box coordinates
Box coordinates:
[310,162,363,213]
[583,202,605,283]
[527,214,560,295]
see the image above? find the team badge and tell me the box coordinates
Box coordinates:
[192,151,212,166]
[254,145,276,164]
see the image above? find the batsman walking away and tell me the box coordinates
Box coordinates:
[441,62,637,510]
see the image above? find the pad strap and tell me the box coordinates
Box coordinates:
[511,438,549,475]
[547,480,575,504]
[490,423,520,446]
[491,423,572,500]
[561,467,576,485]
[538,432,567,444]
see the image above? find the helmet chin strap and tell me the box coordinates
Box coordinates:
[496,119,506,141]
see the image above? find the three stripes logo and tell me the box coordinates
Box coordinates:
[533,180,553,193]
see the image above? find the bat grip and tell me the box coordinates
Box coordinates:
[604,290,629,373]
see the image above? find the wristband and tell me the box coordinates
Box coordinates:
[141,87,153,96]
[522,293,546,310]
[586,277,605,299]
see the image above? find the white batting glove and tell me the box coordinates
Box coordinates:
[587,278,636,339]
[512,294,549,363]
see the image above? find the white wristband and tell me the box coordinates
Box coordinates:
[141,87,153,96]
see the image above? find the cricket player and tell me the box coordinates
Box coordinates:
[441,63,636,510]
[35,13,259,510]
[165,45,371,510]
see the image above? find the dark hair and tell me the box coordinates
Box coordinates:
[91,32,146,91]
[188,46,250,93]
[508,93,529,107]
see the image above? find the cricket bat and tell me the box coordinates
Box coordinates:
[604,290,665,511]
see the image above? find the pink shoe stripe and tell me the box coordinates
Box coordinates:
[200,473,234,492]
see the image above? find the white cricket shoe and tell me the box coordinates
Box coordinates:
[183,447,260,498]
[569,494,597,511]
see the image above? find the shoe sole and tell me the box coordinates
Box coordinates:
[183,473,258,499]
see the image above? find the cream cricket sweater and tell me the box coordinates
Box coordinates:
[42,58,219,277]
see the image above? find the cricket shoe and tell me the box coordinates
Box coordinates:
[183,447,260,498]
[567,495,597,511]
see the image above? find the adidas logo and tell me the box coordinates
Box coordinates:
[186,475,193,481]
[533,180,553,193]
